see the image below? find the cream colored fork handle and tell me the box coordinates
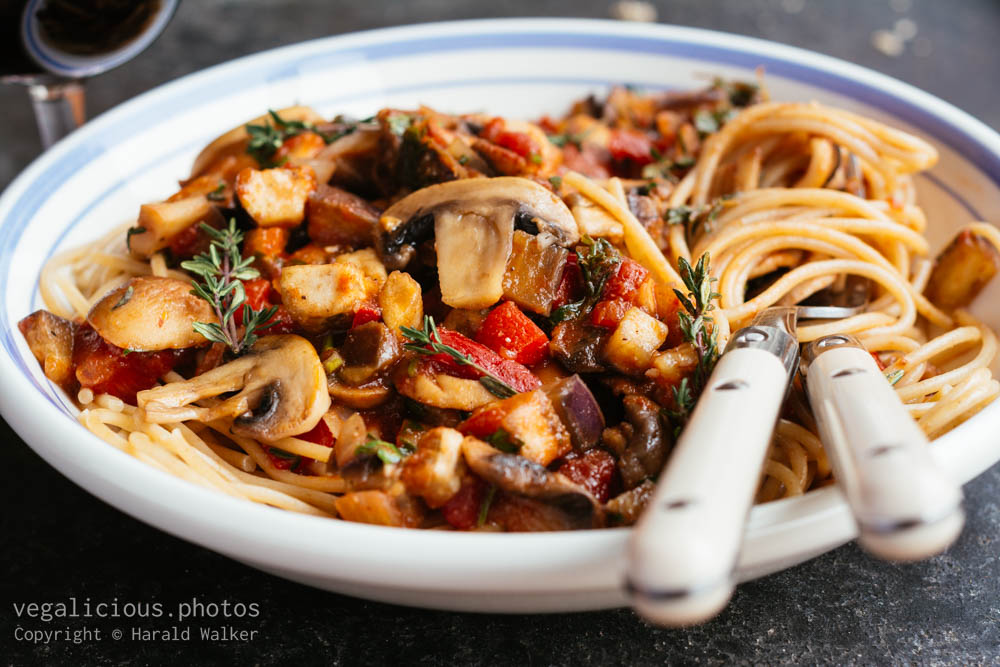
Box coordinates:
[806,345,964,562]
[628,347,789,627]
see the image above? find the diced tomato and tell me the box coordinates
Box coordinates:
[287,243,327,265]
[167,223,212,260]
[298,417,335,448]
[441,476,488,530]
[552,253,583,310]
[351,302,382,329]
[561,143,611,179]
[238,278,298,334]
[557,449,617,503]
[265,447,313,472]
[72,324,189,404]
[481,118,539,159]
[243,227,289,260]
[475,302,549,366]
[429,328,541,393]
[603,256,649,302]
[608,129,655,166]
[590,299,631,329]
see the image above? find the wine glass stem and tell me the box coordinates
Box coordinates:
[28,79,86,148]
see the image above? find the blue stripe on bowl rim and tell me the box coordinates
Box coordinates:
[3,21,1000,411]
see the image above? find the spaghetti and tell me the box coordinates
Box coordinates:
[22,80,1000,528]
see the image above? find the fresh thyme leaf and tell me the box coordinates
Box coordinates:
[125,226,147,252]
[478,485,497,527]
[112,285,134,310]
[182,219,272,356]
[399,315,518,399]
[357,434,404,465]
[245,109,333,167]
[486,428,522,453]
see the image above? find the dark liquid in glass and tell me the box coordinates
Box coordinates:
[1,0,162,76]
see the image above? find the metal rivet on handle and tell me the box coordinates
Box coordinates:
[869,444,902,458]
[816,334,851,348]
[663,499,693,510]
[833,367,866,378]
[739,328,768,343]
[714,380,749,391]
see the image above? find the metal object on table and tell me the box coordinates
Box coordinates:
[801,334,965,561]
[1,0,178,148]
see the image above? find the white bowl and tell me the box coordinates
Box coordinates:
[2,19,999,613]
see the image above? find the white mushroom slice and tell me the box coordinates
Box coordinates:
[88,276,217,351]
[137,335,330,442]
[376,177,580,309]
[435,208,514,309]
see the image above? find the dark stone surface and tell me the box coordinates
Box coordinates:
[2,1,999,664]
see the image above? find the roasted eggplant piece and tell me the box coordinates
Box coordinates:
[544,375,606,451]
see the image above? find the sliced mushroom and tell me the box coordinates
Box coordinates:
[393,360,496,411]
[18,310,76,389]
[461,436,603,528]
[614,394,673,489]
[137,335,330,442]
[376,177,579,309]
[88,276,217,351]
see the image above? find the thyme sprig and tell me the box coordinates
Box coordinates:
[665,253,721,435]
[549,235,622,323]
[245,109,357,167]
[357,434,406,465]
[182,220,277,356]
[400,315,517,399]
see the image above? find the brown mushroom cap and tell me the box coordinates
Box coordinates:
[88,276,217,351]
[137,334,331,442]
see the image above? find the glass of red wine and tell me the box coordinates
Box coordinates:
[1,0,179,148]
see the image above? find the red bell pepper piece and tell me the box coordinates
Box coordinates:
[481,118,538,159]
[475,302,549,366]
[428,328,541,393]
[608,129,655,166]
[298,417,334,448]
[552,252,583,310]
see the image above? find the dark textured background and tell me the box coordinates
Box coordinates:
[2,1,999,664]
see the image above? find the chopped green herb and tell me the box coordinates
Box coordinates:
[112,285,134,310]
[206,180,226,202]
[125,226,147,252]
[457,154,470,165]
[529,153,543,165]
[357,434,404,465]
[549,175,563,190]
[267,447,301,469]
[323,352,343,375]
[477,485,497,527]
[885,369,905,386]
[487,427,523,453]
[387,113,414,136]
